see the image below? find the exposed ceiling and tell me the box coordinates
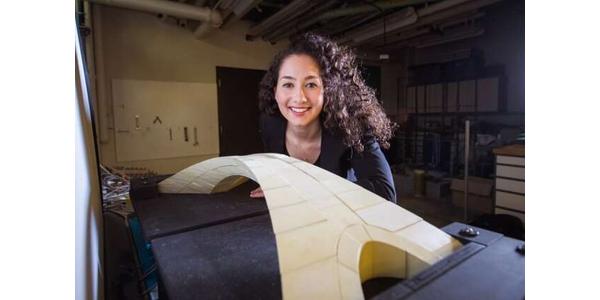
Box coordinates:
[218,0,505,52]
[89,0,510,54]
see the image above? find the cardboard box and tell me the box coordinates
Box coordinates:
[393,173,414,197]
[450,177,494,214]
[426,179,450,201]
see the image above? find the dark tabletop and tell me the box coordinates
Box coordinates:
[374,222,525,300]
[130,178,281,299]
[151,213,282,300]
[131,180,270,240]
[402,236,524,300]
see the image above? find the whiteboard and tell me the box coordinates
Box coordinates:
[112,79,219,162]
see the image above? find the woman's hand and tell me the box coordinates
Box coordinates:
[249,187,264,198]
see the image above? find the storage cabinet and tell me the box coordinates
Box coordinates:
[493,145,525,224]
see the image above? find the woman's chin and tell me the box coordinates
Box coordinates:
[288,120,308,127]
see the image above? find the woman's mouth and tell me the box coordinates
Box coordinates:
[289,106,311,114]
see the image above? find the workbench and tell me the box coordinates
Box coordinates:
[130,177,524,299]
[130,178,281,299]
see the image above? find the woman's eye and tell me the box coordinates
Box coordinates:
[282,82,293,88]
[306,82,318,88]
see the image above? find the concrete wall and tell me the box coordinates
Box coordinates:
[91,5,286,174]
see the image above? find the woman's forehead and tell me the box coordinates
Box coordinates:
[278,54,321,79]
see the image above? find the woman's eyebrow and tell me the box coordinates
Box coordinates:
[305,75,321,80]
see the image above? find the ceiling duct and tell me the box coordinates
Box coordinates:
[372,10,484,49]
[303,0,434,28]
[87,0,223,38]
[230,0,263,18]
[338,7,418,44]
[246,0,315,40]
[263,0,339,42]
[415,27,485,48]
[346,0,502,47]
[265,0,436,43]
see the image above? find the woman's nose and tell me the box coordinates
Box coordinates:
[293,87,308,103]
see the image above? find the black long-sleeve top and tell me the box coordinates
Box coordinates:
[259,114,397,203]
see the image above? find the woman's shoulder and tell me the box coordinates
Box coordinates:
[321,127,379,153]
[260,113,285,133]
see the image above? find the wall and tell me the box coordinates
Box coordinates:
[91,5,286,174]
[76,43,104,300]
[413,0,525,113]
[374,0,525,121]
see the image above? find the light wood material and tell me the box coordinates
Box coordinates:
[496,155,525,166]
[494,145,525,224]
[496,178,525,194]
[493,144,525,157]
[496,191,525,212]
[158,154,462,299]
[496,165,525,180]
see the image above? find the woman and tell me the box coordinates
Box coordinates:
[251,33,397,203]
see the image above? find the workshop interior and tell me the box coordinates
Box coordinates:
[75,0,525,299]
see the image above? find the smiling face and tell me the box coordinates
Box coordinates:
[275,54,324,128]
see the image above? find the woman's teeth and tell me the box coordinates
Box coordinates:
[290,107,309,113]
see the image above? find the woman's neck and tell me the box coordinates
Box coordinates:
[286,120,321,143]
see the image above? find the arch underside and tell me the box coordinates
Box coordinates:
[158,153,462,299]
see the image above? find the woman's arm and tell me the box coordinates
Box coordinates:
[350,137,397,203]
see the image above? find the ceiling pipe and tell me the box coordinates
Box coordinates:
[347,0,502,47]
[371,10,484,48]
[415,27,485,48]
[262,0,339,42]
[87,0,223,37]
[315,0,435,22]
[318,11,381,38]
[417,0,471,17]
[400,0,500,35]
[393,25,482,49]
[374,27,432,49]
[213,0,263,29]
[231,0,262,18]
[246,0,314,40]
[438,11,485,30]
[194,9,223,38]
[338,6,418,44]
[278,0,434,43]
[377,23,483,50]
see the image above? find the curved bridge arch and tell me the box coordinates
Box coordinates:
[158,153,461,299]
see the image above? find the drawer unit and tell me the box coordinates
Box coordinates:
[496,178,525,194]
[495,191,525,212]
[494,150,525,225]
[496,155,524,166]
[496,165,525,180]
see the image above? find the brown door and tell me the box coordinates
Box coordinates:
[216,67,266,156]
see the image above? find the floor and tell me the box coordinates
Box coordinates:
[397,195,467,228]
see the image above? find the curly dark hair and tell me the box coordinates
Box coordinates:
[259,32,396,153]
